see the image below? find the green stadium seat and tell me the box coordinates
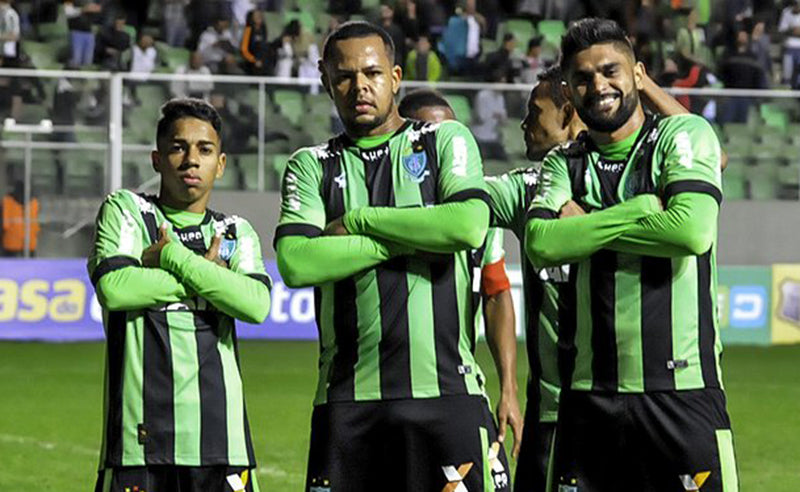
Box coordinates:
[273,89,304,126]
[284,10,316,32]
[760,104,789,131]
[215,159,240,190]
[501,121,525,157]
[264,12,285,38]
[21,41,61,70]
[502,19,536,44]
[37,5,68,41]
[273,154,291,180]
[537,20,566,47]
[444,95,472,124]
[721,164,747,201]
[723,123,751,142]
[307,93,333,116]
[158,42,189,72]
[745,163,779,200]
[238,154,261,191]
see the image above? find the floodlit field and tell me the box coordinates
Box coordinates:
[0,341,798,491]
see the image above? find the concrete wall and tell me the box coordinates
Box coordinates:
[210,191,799,266]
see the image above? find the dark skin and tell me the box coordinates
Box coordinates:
[321,35,405,235]
[141,117,228,267]
[402,102,524,458]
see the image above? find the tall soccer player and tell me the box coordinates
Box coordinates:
[88,99,272,492]
[275,21,510,491]
[398,88,524,460]
[525,19,738,491]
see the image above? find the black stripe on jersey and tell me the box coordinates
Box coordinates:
[91,256,139,286]
[272,223,322,249]
[231,325,257,465]
[590,250,618,391]
[431,256,468,395]
[664,180,723,206]
[142,311,175,463]
[104,311,127,465]
[640,256,675,391]
[141,208,159,245]
[195,312,229,463]
[522,261,545,408]
[558,271,579,391]
[246,273,273,291]
[526,208,559,221]
[697,251,720,388]
[443,188,491,207]
[418,121,440,204]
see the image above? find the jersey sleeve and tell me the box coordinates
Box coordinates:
[482,227,506,266]
[485,172,526,231]
[229,217,271,288]
[657,114,723,204]
[435,120,489,204]
[87,190,146,281]
[273,148,326,247]
[527,150,572,220]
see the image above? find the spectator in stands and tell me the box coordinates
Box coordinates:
[518,35,545,84]
[0,0,20,67]
[269,20,299,78]
[163,0,189,47]
[439,1,484,75]
[405,34,442,81]
[94,13,130,70]
[750,18,772,79]
[127,33,158,105]
[241,9,269,75]
[296,27,321,93]
[676,7,714,69]
[64,0,102,68]
[1,180,39,257]
[720,26,769,122]
[485,33,517,82]
[329,0,361,16]
[379,4,407,67]
[463,0,486,72]
[779,0,800,85]
[394,0,421,41]
[51,77,79,144]
[209,91,251,154]
[197,18,237,72]
[171,51,213,99]
[472,67,508,160]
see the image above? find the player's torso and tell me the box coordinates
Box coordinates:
[311,122,485,405]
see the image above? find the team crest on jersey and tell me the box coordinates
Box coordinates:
[403,151,429,183]
[219,237,236,261]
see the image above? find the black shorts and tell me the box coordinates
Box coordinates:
[514,405,556,492]
[94,465,259,492]
[305,394,511,492]
[550,388,739,492]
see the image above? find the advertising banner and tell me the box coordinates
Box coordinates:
[770,264,800,345]
[717,266,772,346]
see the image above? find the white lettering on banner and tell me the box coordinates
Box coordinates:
[269,282,292,322]
[91,293,102,322]
[291,289,315,323]
[733,293,764,321]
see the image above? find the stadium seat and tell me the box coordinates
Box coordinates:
[284,10,316,32]
[444,94,472,124]
[502,19,536,44]
[264,12,285,38]
[273,154,291,180]
[37,5,68,41]
[215,158,240,190]
[21,41,61,70]
[722,123,752,143]
[501,121,525,157]
[760,104,789,131]
[158,42,190,72]
[537,20,566,47]
[238,154,261,191]
[273,89,304,126]
[745,163,779,200]
[721,164,747,201]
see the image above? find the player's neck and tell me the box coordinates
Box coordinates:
[345,108,406,140]
[588,105,645,146]
[158,190,209,215]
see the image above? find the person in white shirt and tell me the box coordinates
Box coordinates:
[472,68,508,161]
[197,18,237,72]
[0,0,20,65]
[779,0,800,84]
[171,51,214,100]
[128,34,158,104]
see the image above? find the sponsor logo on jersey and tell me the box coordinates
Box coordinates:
[442,462,473,492]
[178,230,204,243]
[488,442,509,489]
[361,146,388,162]
[226,470,249,492]
[596,161,625,173]
[778,279,800,325]
[403,151,429,183]
[679,471,711,491]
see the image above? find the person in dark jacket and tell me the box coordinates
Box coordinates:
[240,9,269,75]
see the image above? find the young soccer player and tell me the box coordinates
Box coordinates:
[525,18,737,491]
[275,21,509,491]
[88,98,272,492]
[399,89,524,460]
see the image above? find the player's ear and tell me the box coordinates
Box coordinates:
[633,61,645,90]
[151,149,162,174]
[216,152,226,179]
[561,80,573,105]
[391,64,403,95]
[561,103,574,130]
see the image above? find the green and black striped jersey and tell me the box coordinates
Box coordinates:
[486,168,567,423]
[87,190,268,469]
[275,120,491,405]
[529,114,724,393]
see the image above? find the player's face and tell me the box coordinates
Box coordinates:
[323,35,402,135]
[152,117,226,210]
[409,105,456,124]
[521,84,570,161]
[564,43,643,133]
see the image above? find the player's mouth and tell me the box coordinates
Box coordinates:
[589,92,620,112]
[354,100,375,113]
[181,174,202,186]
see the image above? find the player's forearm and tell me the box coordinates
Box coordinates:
[484,290,518,395]
[95,266,188,311]
[275,235,412,288]
[343,199,490,253]
[641,73,689,116]
[607,193,718,257]
[525,194,661,268]
[160,242,271,324]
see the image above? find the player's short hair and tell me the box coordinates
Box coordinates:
[322,21,395,65]
[156,98,222,145]
[560,18,635,72]
[398,89,453,118]
[533,65,568,109]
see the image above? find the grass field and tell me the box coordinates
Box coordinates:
[1,341,799,491]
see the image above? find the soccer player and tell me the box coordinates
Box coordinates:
[525,19,738,491]
[88,99,272,492]
[398,88,524,459]
[274,21,509,491]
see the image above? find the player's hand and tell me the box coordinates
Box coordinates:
[141,223,171,268]
[496,389,524,459]
[323,217,350,236]
[204,233,229,268]
[559,200,586,218]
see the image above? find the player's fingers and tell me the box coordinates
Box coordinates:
[206,233,221,259]
[511,416,524,458]
[158,222,170,243]
[497,409,507,444]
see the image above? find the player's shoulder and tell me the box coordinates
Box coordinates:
[657,113,716,137]
[431,119,471,139]
[290,135,347,165]
[101,189,156,214]
[486,165,540,187]
[207,209,258,237]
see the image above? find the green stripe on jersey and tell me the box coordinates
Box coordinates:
[716,429,739,492]
[615,254,643,392]
[315,284,336,405]
[671,257,702,390]
[121,315,145,466]
[218,317,249,465]
[354,270,382,401]
[572,262,593,391]
[168,312,202,464]
[407,260,439,398]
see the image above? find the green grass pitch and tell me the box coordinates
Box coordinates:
[0,341,798,490]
